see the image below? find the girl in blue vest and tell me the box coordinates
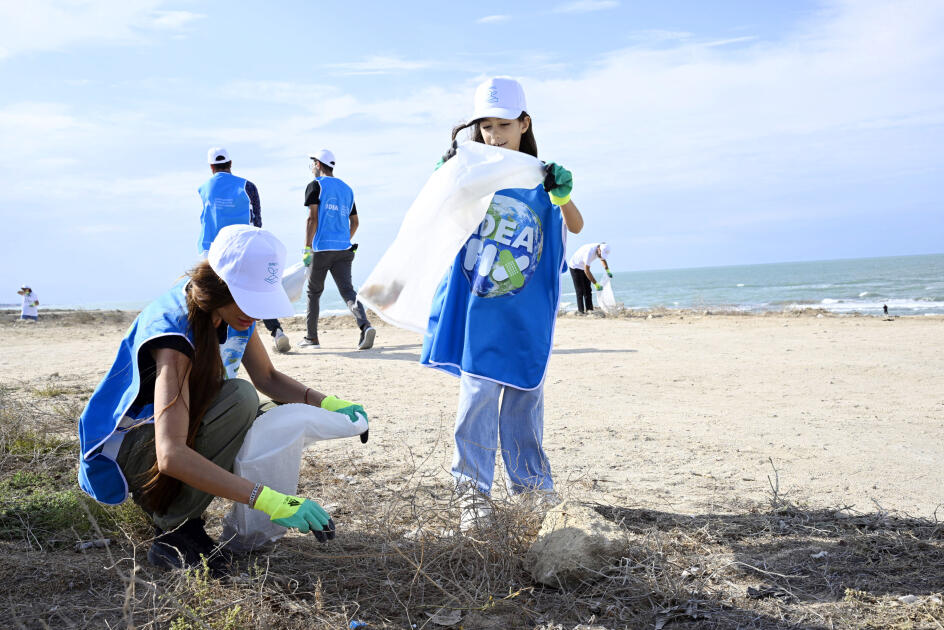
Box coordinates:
[77,225,367,575]
[421,77,584,530]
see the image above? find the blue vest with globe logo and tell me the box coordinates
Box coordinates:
[77,279,254,505]
[311,176,354,252]
[421,184,566,390]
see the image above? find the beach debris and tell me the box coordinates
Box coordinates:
[680,566,701,580]
[74,538,112,552]
[426,607,462,626]
[810,550,828,559]
[349,621,369,629]
[746,585,796,602]
[524,500,630,587]
[897,594,920,605]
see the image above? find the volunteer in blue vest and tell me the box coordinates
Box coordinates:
[300,149,376,350]
[567,242,612,315]
[199,147,292,354]
[421,77,584,531]
[77,225,368,576]
[16,285,39,321]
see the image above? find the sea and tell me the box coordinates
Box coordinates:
[7,253,943,317]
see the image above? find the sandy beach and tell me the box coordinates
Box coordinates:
[3,309,942,518]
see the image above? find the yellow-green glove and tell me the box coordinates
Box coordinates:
[543,162,573,206]
[303,247,313,266]
[606,270,613,278]
[594,282,603,291]
[321,395,369,443]
[254,486,335,541]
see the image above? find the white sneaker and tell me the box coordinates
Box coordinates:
[298,337,320,349]
[457,485,493,533]
[273,329,291,353]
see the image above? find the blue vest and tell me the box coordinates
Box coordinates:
[311,176,354,252]
[77,279,255,505]
[198,172,251,254]
[420,184,566,390]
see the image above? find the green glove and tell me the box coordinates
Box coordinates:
[253,486,334,538]
[321,395,367,423]
[594,282,603,291]
[606,270,613,278]
[434,140,458,171]
[543,162,573,206]
[303,247,313,266]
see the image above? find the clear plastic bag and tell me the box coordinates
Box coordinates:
[220,403,367,552]
[282,261,310,303]
[357,142,545,333]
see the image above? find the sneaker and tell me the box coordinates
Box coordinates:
[357,326,376,350]
[457,484,493,533]
[298,337,320,349]
[147,518,232,578]
[273,329,291,353]
[518,489,561,511]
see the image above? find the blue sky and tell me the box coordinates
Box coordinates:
[1,0,942,306]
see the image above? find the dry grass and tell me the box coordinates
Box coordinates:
[1,384,942,629]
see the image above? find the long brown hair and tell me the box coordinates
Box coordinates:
[450,112,538,158]
[137,261,233,514]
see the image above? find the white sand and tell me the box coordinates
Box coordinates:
[2,311,942,517]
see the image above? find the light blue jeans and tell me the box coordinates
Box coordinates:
[452,373,553,496]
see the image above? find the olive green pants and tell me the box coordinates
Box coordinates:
[117,378,264,530]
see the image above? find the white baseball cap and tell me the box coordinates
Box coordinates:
[308,149,336,168]
[207,147,231,164]
[208,225,294,319]
[471,76,528,121]
[598,243,611,259]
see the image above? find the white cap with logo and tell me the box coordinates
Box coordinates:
[598,243,611,259]
[208,225,294,319]
[207,147,231,165]
[471,76,528,122]
[308,149,336,168]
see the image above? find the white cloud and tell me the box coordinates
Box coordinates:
[553,1,619,14]
[150,10,205,30]
[477,15,511,24]
[0,0,200,59]
[327,55,435,75]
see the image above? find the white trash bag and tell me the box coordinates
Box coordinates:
[282,261,310,303]
[220,403,367,552]
[357,141,545,333]
[599,275,619,314]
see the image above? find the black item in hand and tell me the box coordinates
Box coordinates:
[542,161,557,192]
[360,429,369,444]
[441,140,458,164]
[312,518,336,543]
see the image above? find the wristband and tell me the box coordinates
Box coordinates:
[248,482,263,508]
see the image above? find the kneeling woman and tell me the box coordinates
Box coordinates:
[78,225,366,573]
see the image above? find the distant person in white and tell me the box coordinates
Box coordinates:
[17,285,39,321]
[567,243,612,314]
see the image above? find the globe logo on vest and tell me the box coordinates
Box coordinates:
[460,194,544,298]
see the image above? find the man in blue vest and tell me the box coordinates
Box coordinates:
[300,149,375,350]
[199,147,291,353]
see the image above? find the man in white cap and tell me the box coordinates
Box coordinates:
[567,242,613,314]
[300,149,375,350]
[198,147,292,353]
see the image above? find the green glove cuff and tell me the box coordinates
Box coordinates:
[549,191,571,206]
[594,283,603,291]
